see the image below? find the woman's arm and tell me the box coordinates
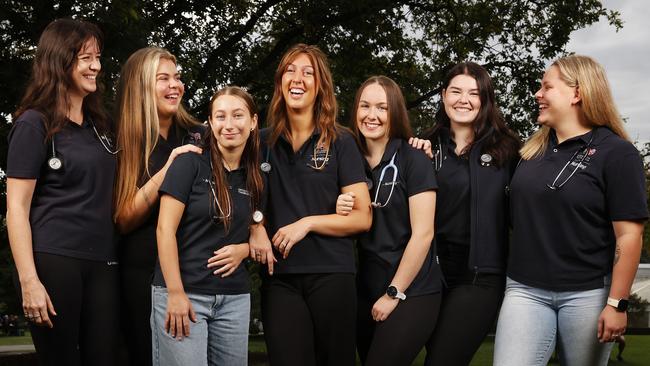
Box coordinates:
[156,194,197,339]
[249,223,276,275]
[272,181,372,258]
[6,178,56,328]
[372,190,436,321]
[116,144,202,233]
[597,220,643,342]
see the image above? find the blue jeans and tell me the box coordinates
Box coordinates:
[494,277,613,366]
[151,286,250,366]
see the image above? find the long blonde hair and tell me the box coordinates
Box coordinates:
[267,44,340,148]
[520,55,629,160]
[114,47,199,220]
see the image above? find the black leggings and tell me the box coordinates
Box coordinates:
[261,273,357,366]
[357,293,441,366]
[425,246,505,366]
[17,252,120,366]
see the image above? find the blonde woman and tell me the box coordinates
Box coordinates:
[494,55,647,366]
[114,47,203,366]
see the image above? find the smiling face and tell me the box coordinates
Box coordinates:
[155,58,184,121]
[281,53,317,114]
[535,65,580,127]
[70,37,101,99]
[357,83,390,144]
[443,74,481,127]
[209,94,258,152]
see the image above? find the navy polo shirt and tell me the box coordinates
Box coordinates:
[261,127,366,274]
[357,138,442,300]
[435,135,471,247]
[120,124,205,269]
[153,150,250,295]
[6,109,117,261]
[509,127,648,291]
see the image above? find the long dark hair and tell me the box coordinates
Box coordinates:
[14,18,108,139]
[206,86,263,231]
[350,76,413,155]
[425,62,519,166]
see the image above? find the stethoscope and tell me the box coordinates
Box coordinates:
[48,119,119,171]
[432,136,494,172]
[545,132,595,190]
[371,151,398,208]
[207,158,232,221]
[259,140,330,173]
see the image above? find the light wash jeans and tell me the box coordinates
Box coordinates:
[493,277,613,366]
[151,286,250,366]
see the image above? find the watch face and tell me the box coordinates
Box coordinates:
[386,286,397,298]
[252,210,264,223]
[618,299,629,312]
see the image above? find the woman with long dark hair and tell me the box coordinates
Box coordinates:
[152,86,263,365]
[249,44,372,366]
[494,55,647,366]
[113,47,203,365]
[6,18,119,365]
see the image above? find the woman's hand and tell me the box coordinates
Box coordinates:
[207,243,249,277]
[408,137,433,159]
[336,192,355,216]
[272,218,312,259]
[163,144,203,170]
[597,305,627,343]
[21,277,56,328]
[371,294,399,322]
[165,290,196,340]
[249,224,276,275]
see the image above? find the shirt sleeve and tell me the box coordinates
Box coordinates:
[336,130,366,187]
[6,111,48,179]
[159,154,199,205]
[604,142,648,221]
[404,145,438,197]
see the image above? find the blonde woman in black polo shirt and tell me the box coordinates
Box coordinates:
[6,19,118,365]
[494,55,648,366]
[249,44,372,366]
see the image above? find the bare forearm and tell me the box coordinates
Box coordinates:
[7,210,39,283]
[156,227,185,294]
[116,170,165,233]
[302,210,372,237]
[390,230,433,292]
[609,232,642,299]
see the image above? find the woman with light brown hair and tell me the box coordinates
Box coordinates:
[494,55,647,365]
[249,43,372,366]
[114,47,203,366]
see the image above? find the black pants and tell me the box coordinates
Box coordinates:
[120,263,155,366]
[16,253,120,366]
[425,245,505,366]
[261,273,357,366]
[357,293,441,366]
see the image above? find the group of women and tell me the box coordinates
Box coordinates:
[6,17,647,366]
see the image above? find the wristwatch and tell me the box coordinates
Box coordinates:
[386,285,406,301]
[607,297,629,312]
[252,210,264,224]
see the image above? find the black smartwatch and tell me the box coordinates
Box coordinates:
[386,285,406,300]
[607,297,629,312]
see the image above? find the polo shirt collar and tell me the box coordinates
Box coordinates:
[380,138,401,164]
[549,127,597,148]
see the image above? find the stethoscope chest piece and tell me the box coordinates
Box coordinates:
[260,162,272,173]
[480,153,493,167]
[48,156,62,170]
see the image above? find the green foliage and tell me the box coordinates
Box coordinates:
[0,0,624,313]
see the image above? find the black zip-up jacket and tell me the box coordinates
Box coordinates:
[432,127,516,275]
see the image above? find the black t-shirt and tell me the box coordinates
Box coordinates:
[509,127,648,291]
[357,138,442,300]
[434,135,471,247]
[153,151,250,295]
[261,127,366,274]
[120,124,205,269]
[6,109,117,261]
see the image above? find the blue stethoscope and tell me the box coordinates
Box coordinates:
[48,119,119,171]
[432,136,493,172]
[371,151,398,208]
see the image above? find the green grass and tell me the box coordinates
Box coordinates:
[2,333,648,365]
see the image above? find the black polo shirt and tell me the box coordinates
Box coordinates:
[120,124,205,269]
[357,138,441,300]
[261,127,366,274]
[435,136,471,247]
[509,127,648,291]
[153,150,250,295]
[6,109,117,261]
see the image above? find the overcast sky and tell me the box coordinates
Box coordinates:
[565,0,650,145]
